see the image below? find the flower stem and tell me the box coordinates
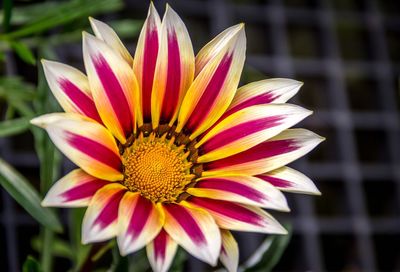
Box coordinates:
[41,228,54,272]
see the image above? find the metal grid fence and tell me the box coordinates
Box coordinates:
[1,0,400,271]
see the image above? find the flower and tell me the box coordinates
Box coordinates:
[31,3,323,272]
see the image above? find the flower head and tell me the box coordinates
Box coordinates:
[31,3,323,272]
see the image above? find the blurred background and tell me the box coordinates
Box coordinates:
[1,0,399,271]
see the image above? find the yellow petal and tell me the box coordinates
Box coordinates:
[41,60,102,123]
[196,104,312,163]
[31,113,123,181]
[133,2,161,125]
[89,17,133,65]
[117,192,164,255]
[151,5,194,128]
[177,24,246,139]
[83,32,139,143]
[162,202,221,266]
[220,230,239,272]
[82,183,126,244]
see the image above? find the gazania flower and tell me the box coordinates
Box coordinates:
[31,3,323,272]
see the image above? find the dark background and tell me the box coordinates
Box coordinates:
[1,0,400,271]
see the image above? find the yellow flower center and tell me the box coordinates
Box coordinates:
[122,132,194,203]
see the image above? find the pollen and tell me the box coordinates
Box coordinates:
[122,132,193,203]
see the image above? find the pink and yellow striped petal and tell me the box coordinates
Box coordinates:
[195,24,245,76]
[133,3,161,125]
[117,192,164,256]
[30,113,123,181]
[189,197,287,234]
[151,5,194,128]
[220,230,239,272]
[162,202,221,266]
[42,169,110,207]
[177,24,246,139]
[89,17,133,65]
[203,128,324,177]
[82,183,126,244]
[83,32,138,143]
[188,175,289,211]
[257,166,321,195]
[146,229,178,272]
[42,60,102,123]
[196,104,312,163]
[225,78,303,117]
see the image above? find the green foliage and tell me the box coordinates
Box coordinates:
[0,158,62,232]
[32,236,74,260]
[2,0,13,33]
[69,208,93,271]
[9,40,36,65]
[23,256,43,272]
[0,117,31,137]
[0,0,123,40]
[169,248,187,272]
[242,224,293,272]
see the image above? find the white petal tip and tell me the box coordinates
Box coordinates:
[30,116,47,128]
[41,199,51,207]
[82,31,96,42]
[270,223,288,235]
[41,58,49,65]
[279,205,291,212]
[81,233,97,245]
[118,246,129,257]
[30,113,72,128]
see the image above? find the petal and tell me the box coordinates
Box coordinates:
[117,192,164,255]
[187,175,289,211]
[189,197,287,234]
[83,32,139,143]
[151,5,194,128]
[42,60,102,123]
[82,183,126,244]
[203,129,324,177]
[31,113,123,181]
[177,24,246,139]
[196,104,312,163]
[195,24,244,76]
[257,166,321,195]
[146,229,178,272]
[89,17,133,65]
[42,169,110,207]
[220,230,239,272]
[162,202,221,266]
[133,3,161,125]
[225,78,303,117]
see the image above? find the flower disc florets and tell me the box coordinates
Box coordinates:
[121,125,196,203]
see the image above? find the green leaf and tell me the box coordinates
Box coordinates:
[2,0,13,33]
[0,76,36,101]
[242,224,292,272]
[69,208,92,271]
[23,256,43,272]
[0,0,123,40]
[5,105,15,119]
[10,40,36,65]
[31,235,74,260]
[110,244,130,272]
[0,2,60,25]
[169,247,187,272]
[91,240,115,262]
[0,117,31,137]
[0,157,62,232]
